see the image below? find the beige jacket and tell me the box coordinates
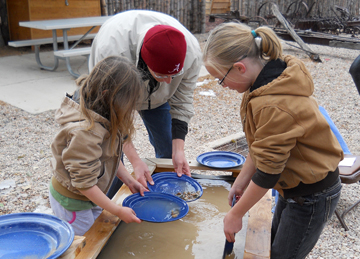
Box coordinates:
[240,55,343,194]
[50,96,122,201]
[89,10,202,123]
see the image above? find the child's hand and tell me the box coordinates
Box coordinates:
[224,209,243,243]
[128,180,149,196]
[228,187,243,207]
[118,206,141,224]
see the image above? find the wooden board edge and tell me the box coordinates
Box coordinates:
[243,190,272,259]
[59,235,86,259]
[147,158,242,173]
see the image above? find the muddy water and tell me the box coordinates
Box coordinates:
[98,179,247,259]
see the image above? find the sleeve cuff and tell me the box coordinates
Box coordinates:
[171,119,188,140]
[252,168,280,189]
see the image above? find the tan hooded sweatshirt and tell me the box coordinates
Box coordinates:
[50,96,122,201]
[240,55,343,197]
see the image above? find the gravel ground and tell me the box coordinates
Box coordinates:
[1,31,360,258]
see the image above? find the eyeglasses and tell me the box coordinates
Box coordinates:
[218,55,247,86]
[152,68,184,79]
[218,66,233,86]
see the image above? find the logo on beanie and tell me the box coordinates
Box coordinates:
[168,63,181,74]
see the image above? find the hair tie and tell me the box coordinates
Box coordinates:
[255,37,262,50]
[251,30,257,38]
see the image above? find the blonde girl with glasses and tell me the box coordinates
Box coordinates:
[203,22,343,259]
[49,56,148,235]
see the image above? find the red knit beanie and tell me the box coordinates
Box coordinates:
[141,25,187,75]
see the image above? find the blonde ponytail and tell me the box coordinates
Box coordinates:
[203,22,283,69]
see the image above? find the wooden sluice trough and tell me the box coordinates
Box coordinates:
[60,158,272,259]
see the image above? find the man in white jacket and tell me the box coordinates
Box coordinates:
[89,10,202,198]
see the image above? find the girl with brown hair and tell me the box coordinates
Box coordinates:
[49,56,147,235]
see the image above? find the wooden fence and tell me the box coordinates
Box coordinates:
[101,0,206,33]
[100,0,360,34]
[230,0,360,18]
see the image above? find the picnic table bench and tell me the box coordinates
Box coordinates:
[8,16,111,78]
[8,33,96,48]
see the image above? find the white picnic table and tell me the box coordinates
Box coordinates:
[18,16,111,77]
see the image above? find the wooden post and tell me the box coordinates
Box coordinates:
[0,26,4,47]
[187,0,192,31]
[271,3,321,62]
[161,0,164,12]
[201,0,206,33]
[0,0,8,46]
[183,0,187,30]
[114,0,120,13]
[179,0,182,22]
[193,0,198,33]
[119,0,124,12]
[101,0,108,16]
[108,0,114,15]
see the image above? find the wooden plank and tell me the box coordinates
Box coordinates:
[75,187,130,259]
[210,0,230,14]
[206,0,212,15]
[7,0,31,40]
[75,159,157,259]
[212,3,230,7]
[329,40,360,50]
[191,173,235,181]
[243,190,272,259]
[146,158,242,173]
[59,236,86,259]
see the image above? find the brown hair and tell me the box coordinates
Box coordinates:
[76,56,144,151]
[203,22,283,71]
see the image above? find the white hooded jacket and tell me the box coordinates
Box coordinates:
[89,10,202,123]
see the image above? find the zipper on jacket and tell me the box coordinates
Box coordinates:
[242,96,250,128]
[147,82,159,110]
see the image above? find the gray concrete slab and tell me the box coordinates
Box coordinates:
[0,51,87,114]
[0,51,209,114]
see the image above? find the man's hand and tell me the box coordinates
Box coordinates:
[172,139,190,177]
[133,160,154,187]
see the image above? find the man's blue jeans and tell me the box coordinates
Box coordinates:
[138,102,173,159]
[271,177,342,259]
[106,102,172,199]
